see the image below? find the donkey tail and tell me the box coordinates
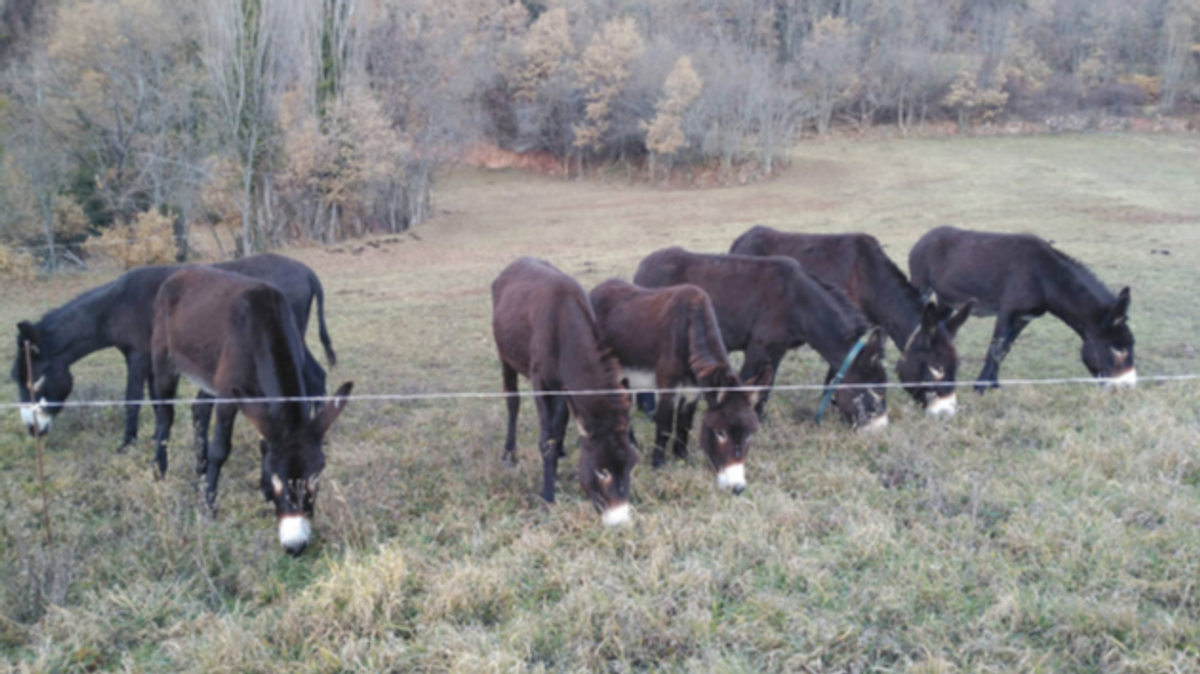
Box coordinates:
[311,272,338,367]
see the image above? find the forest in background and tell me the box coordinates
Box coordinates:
[0,0,1197,273]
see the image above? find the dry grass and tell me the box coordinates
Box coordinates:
[2,134,1200,672]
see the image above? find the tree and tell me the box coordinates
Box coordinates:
[574,17,645,157]
[201,0,284,256]
[641,55,702,180]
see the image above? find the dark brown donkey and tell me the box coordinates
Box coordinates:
[12,254,336,448]
[730,225,972,416]
[151,267,353,556]
[589,279,771,494]
[908,225,1136,392]
[634,247,889,430]
[492,258,639,525]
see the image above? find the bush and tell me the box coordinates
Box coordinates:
[84,210,178,269]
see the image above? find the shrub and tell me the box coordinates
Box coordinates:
[84,210,177,269]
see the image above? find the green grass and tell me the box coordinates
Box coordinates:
[2,133,1199,673]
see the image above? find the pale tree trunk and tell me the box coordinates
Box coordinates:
[39,194,57,274]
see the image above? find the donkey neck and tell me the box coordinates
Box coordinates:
[860,263,924,351]
[1042,259,1115,339]
[37,280,129,364]
[254,303,310,429]
[790,289,866,370]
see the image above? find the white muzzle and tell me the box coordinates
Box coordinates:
[20,399,53,436]
[857,414,889,434]
[1106,368,1137,390]
[716,462,747,492]
[926,393,958,418]
[601,502,631,526]
[279,515,312,553]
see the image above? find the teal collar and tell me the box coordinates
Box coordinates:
[815,330,874,424]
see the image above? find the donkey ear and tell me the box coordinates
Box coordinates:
[943,301,973,337]
[920,302,940,333]
[746,363,774,408]
[233,386,274,441]
[17,321,41,353]
[1105,287,1131,328]
[312,381,354,438]
[706,369,733,406]
[867,328,886,363]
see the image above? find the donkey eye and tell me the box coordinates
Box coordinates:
[929,366,945,381]
[715,430,728,442]
[595,469,612,483]
[1111,348,1128,361]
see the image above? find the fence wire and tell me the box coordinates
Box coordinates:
[3,373,1195,411]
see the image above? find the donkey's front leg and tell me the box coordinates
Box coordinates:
[976,313,1031,394]
[120,349,152,452]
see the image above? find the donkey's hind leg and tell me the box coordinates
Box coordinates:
[502,362,520,466]
[150,369,179,479]
[191,392,214,476]
[203,402,238,516]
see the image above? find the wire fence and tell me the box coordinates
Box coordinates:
[4,373,1195,411]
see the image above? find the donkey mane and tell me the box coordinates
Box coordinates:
[806,271,870,343]
[1049,248,1116,305]
[683,294,736,386]
[859,238,924,312]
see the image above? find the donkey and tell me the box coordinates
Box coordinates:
[634,247,888,430]
[589,279,772,494]
[730,225,972,416]
[908,225,1135,392]
[12,254,337,449]
[150,266,352,556]
[492,258,639,525]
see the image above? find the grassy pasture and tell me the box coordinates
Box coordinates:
[2,133,1200,673]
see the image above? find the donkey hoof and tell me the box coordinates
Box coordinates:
[502,451,517,468]
[116,440,135,454]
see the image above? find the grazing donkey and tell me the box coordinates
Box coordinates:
[634,247,888,430]
[731,225,972,416]
[590,279,771,494]
[908,225,1135,392]
[150,267,352,556]
[492,258,639,525]
[12,254,337,447]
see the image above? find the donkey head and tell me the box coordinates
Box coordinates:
[1082,287,1135,388]
[574,394,639,526]
[238,381,353,556]
[895,301,971,417]
[834,328,889,431]
[699,365,771,495]
[12,321,73,437]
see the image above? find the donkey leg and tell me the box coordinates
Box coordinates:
[674,398,700,459]
[150,372,179,479]
[534,393,558,504]
[120,350,151,451]
[976,314,1030,394]
[203,402,238,516]
[191,392,214,476]
[502,362,520,465]
[652,391,678,468]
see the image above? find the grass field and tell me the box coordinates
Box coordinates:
[2,133,1200,673]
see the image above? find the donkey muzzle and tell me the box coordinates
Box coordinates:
[20,399,53,436]
[279,515,312,555]
[716,462,747,494]
[1105,368,1137,390]
[926,392,958,418]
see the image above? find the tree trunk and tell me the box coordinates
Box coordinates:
[39,194,57,274]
